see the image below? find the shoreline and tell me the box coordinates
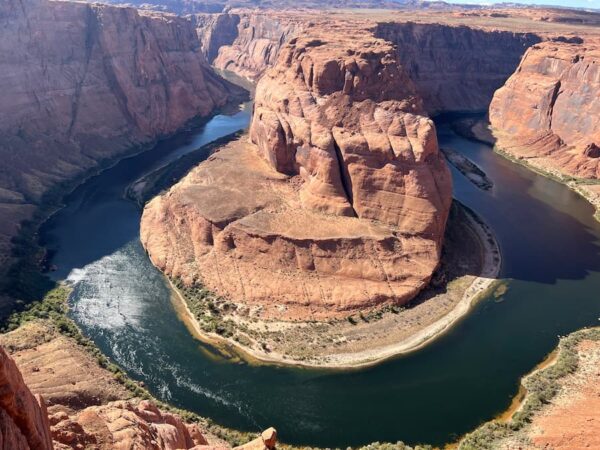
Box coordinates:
[167,205,502,370]
[455,117,600,223]
[459,327,600,449]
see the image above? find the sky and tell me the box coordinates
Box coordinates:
[447,0,600,9]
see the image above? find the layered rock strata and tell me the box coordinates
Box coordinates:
[0,347,53,450]
[141,29,452,320]
[195,12,302,80]
[490,39,600,180]
[0,321,278,450]
[0,0,241,277]
[373,22,541,113]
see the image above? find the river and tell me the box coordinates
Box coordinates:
[40,104,600,448]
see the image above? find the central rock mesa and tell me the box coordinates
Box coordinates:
[141,32,452,320]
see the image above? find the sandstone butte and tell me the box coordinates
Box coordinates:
[0,0,243,299]
[141,24,453,320]
[490,38,600,180]
[0,322,278,450]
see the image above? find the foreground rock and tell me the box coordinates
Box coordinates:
[460,327,600,450]
[195,12,302,80]
[142,26,452,320]
[490,39,600,180]
[0,346,53,450]
[0,320,277,450]
[0,0,242,297]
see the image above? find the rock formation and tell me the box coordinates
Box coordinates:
[0,321,278,450]
[0,0,242,282]
[0,347,53,450]
[195,12,302,80]
[490,39,600,180]
[373,22,541,113]
[141,26,452,320]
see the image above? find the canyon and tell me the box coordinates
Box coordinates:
[0,0,244,315]
[1,0,600,448]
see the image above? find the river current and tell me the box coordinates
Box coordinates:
[40,104,600,447]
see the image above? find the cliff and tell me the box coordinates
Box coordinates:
[490,39,600,180]
[0,347,53,450]
[0,0,242,281]
[141,26,452,320]
[373,22,541,113]
[195,11,302,80]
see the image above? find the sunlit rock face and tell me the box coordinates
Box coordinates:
[490,39,600,179]
[141,26,452,320]
[0,347,53,450]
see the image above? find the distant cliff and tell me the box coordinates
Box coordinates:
[0,0,241,282]
[194,12,302,80]
[490,39,600,180]
[374,22,541,113]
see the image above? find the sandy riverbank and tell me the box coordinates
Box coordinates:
[167,203,502,369]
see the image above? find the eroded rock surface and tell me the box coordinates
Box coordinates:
[141,28,452,320]
[0,321,277,450]
[0,346,53,450]
[195,11,302,80]
[0,0,242,286]
[374,22,541,113]
[490,39,600,180]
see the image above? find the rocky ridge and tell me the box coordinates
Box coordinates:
[141,23,452,320]
[490,38,600,180]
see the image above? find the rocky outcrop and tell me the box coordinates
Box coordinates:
[195,12,302,80]
[141,27,452,320]
[373,22,541,113]
[490,39,600,180]
[0,347,53,450]
[0,0,242,279]
[50,400,208,450]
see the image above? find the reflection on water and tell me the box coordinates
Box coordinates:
[40,110,600,448]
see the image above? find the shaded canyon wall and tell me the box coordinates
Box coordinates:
[0,0,241,288]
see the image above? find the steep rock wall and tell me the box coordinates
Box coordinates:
[0,0,241,276]
[0,347,53,450]
[373,22,541,113]
[194,11,302,80]
[490,39,600,179]
[141,28,452,320]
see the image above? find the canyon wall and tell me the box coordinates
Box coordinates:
[194,11,302,80]
[0,0,241,279]
[141,26,452,320]
[374,22,541,113]
[490,39,600,180]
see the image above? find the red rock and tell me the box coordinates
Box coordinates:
[0,0,242,280]
[0,347,53,450]
[490,39,600,179]
[141,25,452,320]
